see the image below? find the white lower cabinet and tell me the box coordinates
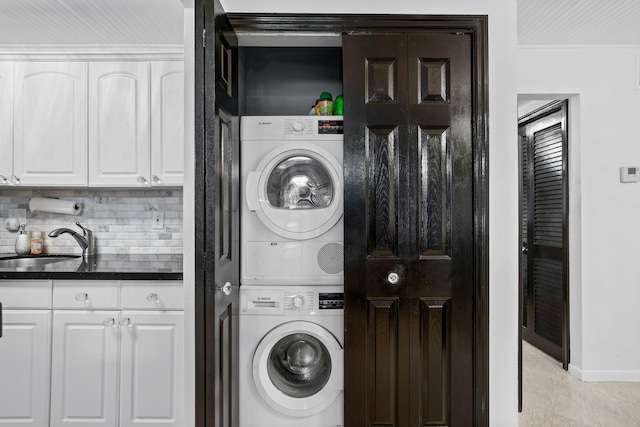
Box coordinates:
[0,311,51,426]
[47,280,184,427]
[50,310,120,427]
[0,281,52,427]
[120,311,184,427]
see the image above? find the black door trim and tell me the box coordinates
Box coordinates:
[195,11,489,426]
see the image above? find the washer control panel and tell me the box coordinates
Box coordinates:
[241,286,344,315]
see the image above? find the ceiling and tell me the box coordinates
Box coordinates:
[0,0,638,46]
[0,0,184,45]
[518,0,640,45]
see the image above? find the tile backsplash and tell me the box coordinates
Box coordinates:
[0,188,183,256]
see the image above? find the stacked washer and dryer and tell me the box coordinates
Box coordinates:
[239,116,345,427]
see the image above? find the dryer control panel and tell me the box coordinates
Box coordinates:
[242,116,343,141]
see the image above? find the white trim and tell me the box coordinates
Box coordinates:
[569,363,640,382]
[0,44,184,61]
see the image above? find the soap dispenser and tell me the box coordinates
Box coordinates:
[15,224,31,255]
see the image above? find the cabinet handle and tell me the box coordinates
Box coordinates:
[0,175,8,184]
[11,175,20,185]
[152,175,162,185]
[218,282,232,296]
[146,292,160,304]
[119,317,131,327]
[137,176,149,186]
[103,317,116,327]
[75,292,89,303]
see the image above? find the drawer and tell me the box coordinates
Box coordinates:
[53,281,120,309]
[0,280,52,309]
[121,281,183,310]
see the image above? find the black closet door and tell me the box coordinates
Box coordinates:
[519,101,569,367]
[198,0,240,426]
[343,31,474,427]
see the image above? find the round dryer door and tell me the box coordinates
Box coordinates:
[252,321,344,417]
[246,143,343,240]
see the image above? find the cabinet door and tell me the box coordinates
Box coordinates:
[13,62,88,186]
[151,62,184,186]
[89,62,150,187]
[120,311,184,427]
[0,63,12,183]
[0,310,51,427]
[50,311,119,427]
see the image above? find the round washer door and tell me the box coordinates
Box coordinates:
[252,321,344,417]
[246,142,343,240]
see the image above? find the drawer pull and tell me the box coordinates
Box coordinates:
[75,292,89,303]
[119,317,131,327]
[146,293,160,304]
[102,317,116,327]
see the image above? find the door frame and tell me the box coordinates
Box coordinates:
[195,11,489,426]
[518,99,570,410]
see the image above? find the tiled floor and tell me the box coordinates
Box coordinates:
[519,341,640,426]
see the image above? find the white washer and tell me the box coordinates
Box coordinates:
[241,116,344,285]
[239,285,344,427]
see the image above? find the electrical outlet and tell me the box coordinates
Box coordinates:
[8,208,26,225]
[152,211,165,230]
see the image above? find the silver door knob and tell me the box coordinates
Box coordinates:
[103,317,116,327]
[218,282,232,296]
[137,176,149,185]
[119,317,131,327]
[387,272,400,285]
[152,175,162,185]
[146,292,160,304]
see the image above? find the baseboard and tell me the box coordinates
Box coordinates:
[568,364,640,382]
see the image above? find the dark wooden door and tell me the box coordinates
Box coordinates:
[343,32,474,426]
[197,1,240,426]
[519,100,569,367]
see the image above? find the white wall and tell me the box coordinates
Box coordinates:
[219,0,520,425]
[518,46,640,381]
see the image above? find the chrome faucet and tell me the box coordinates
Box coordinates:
[48,222,95,259]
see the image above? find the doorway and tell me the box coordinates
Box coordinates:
[518,99,570,411]
[196,9,490,426]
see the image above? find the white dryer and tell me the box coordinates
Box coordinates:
[239,285,344,427]
[241,116,344,285]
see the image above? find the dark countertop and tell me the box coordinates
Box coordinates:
[0,254,183,280]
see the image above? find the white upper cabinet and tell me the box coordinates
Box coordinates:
[151,61,184,186]
[0,63,12,185]
[13,62,88,186]
[89,62,151,187]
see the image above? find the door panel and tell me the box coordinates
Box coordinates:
[201,2,240,425]
[344,32,473,427]
[519,100,569,367]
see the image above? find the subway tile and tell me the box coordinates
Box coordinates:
[0,189,183,256]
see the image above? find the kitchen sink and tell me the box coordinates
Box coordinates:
[0,255,80,268]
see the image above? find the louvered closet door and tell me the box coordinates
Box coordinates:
[520,101,568,366]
